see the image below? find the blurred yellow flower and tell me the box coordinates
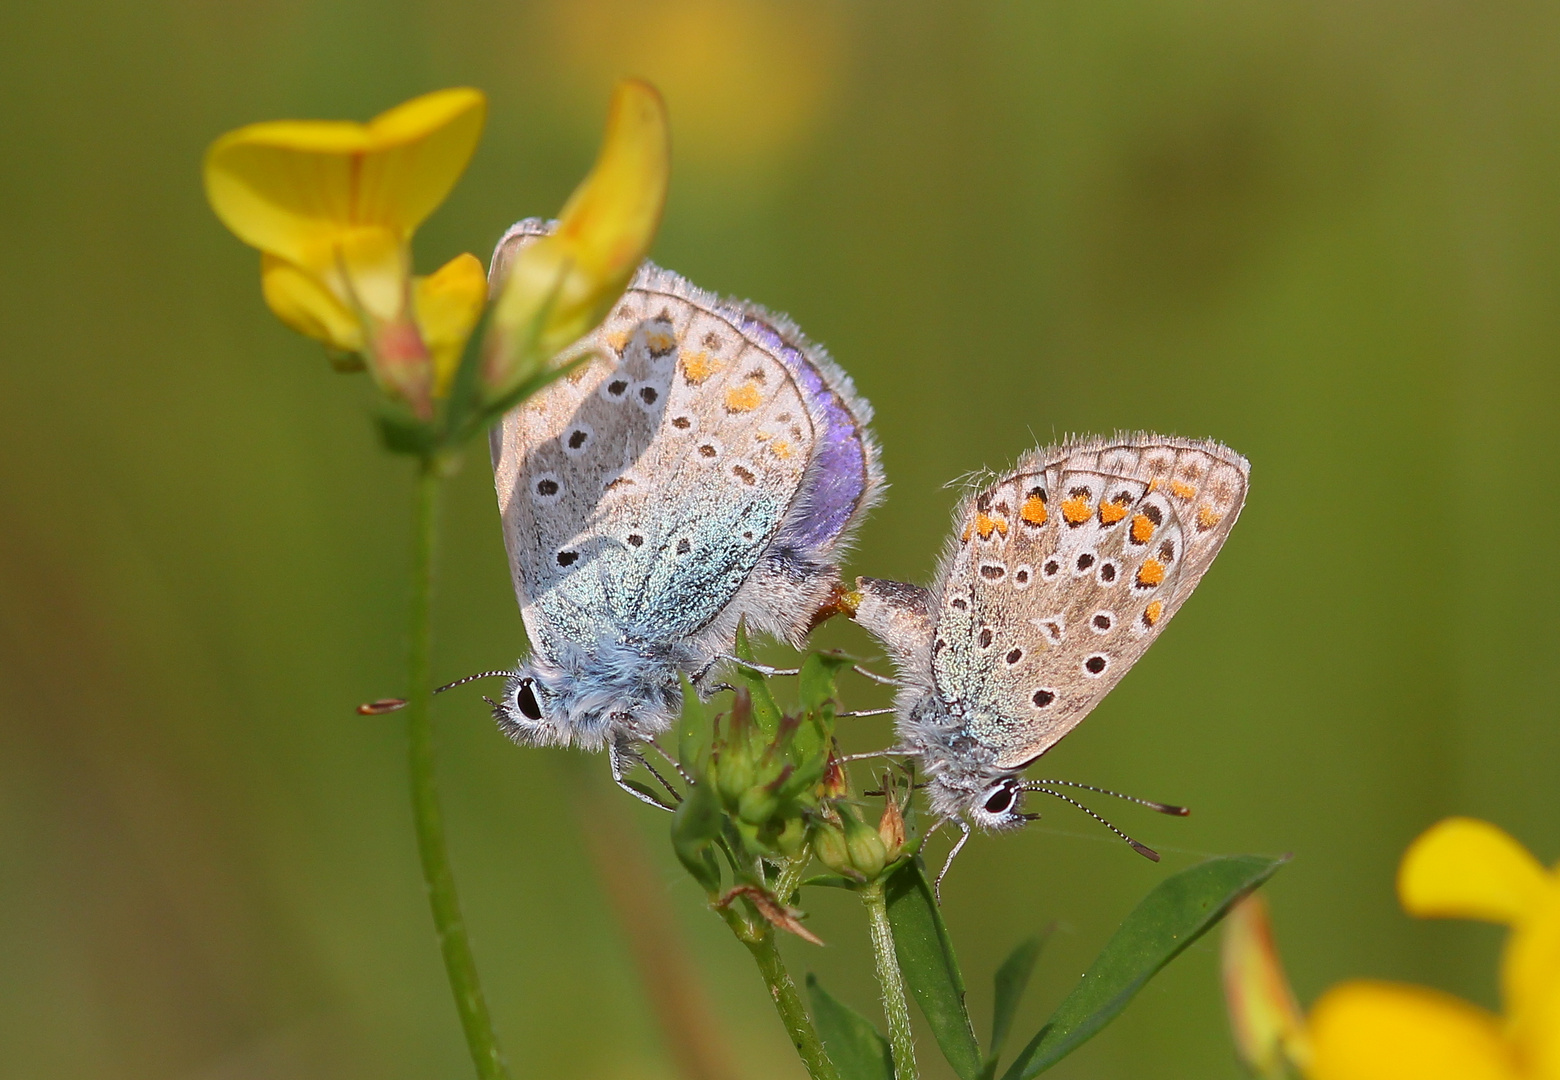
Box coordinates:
[205,88,488,416]
[1308,818,1560,1080]
[484,78,669,399]
[1222,893,1312,1078]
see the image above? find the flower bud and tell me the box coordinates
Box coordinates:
[842,806,888,882]
[812,820,856,879]
[878,793,907,861]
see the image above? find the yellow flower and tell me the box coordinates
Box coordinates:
[1308,817,1560,1080]
[484,79,669,399]
[205,88,488,416]
[1222,892,1313,1078]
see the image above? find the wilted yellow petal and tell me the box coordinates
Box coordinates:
[1399,818,1551,926]
[1220,894,1310,1076]
[204,88,486,272]
[260,254,364,352]
[486,79,668,396]
[1309,981,1517,1080]
[414,253,487,396]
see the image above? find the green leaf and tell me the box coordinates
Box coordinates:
[1002,854,1289,1079]
[675,674,712,775]
[799,651,852,715]
[984,932,1048,1077]
[885,859,983,1080]
[670,781,725,892]
[806,974,893,1080]
[731,622,783,734]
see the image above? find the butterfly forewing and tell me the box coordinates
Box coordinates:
[931,435,1248,768]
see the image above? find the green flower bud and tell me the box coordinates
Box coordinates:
[812,820,856,878]
[842,806,888,881]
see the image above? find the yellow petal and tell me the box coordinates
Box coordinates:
[204,88,486,275]
[1399,818,1551,926]
[1220,893,1311,1076]
[1309,980,1518,1080]
[486,79,668,394]
[260,254,364,352]
[414,253,487,397]
[1504,898,1560,1069]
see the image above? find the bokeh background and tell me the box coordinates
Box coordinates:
[4,1,1559,1077]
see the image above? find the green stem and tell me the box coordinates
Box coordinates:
[718,906,840,1080]
[405,461,511,1080]
[862,880,918,1080]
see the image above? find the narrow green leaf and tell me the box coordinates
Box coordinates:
[670,781,725,892]
[731,622,783,734]
[885,859,983,1080]
[806,974,894,1080]
[675,674,711,775]
[799,651,852,715]
[1002,854,1289,1079]
[985,932,1047,1076]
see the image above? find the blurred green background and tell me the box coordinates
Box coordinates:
[3,1,1558,1077]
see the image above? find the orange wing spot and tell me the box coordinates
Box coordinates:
[754,430,771,441]
[1195,505,1222,530]
[769,439,794,460]
[995,518,1009,537]
[1099,501,1128,525]
[1136,558,1166,588]
[724,382,762,412]
[974,512,1010,540]
[1169,480,1197,499]
[1147,477,1163,492]
[605,331,630,352]
[961,522,974,543]
[1143,599,1165,627]
[1021,494,1048,525]
[645,328,676,353]
[1131,513,1157,544]
[1061,495,1093,524]
[682,351,720,383]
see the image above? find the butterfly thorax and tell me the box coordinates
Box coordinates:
[902,694,1029,830]
[494,633,690,753]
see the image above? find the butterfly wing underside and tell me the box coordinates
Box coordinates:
[491,277,820,656]
[929,435,1248,769]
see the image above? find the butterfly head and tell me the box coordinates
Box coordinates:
[492,643,684,751]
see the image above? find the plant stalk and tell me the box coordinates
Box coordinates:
[718,906,840,1080]
[862,880,918,1080]
[405,461,511,1080]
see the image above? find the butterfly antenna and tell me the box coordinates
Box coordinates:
[434,670,515,694]
[1028,785,1161,862]
[1027,778,1189,816]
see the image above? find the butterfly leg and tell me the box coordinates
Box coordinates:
[836,707,895,718]
[836,746,913,763]
[934,820,973,904]
[716,653,903,687]
[608,741,677,812]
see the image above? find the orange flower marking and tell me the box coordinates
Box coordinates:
[1099,501,1129,525]
[724,382,762,412]
[1137,558,1166,588]
[1061,495,1093,524]
[1021,494,1048,525]
[1170,479,1197,499]
[682,350,720,383]
[1143,599,1165,626]
[1196,505,1222,530]
[1131,513,1157,544]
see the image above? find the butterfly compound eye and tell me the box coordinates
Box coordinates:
[516,678,543,721]
[983,784,1015,814]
